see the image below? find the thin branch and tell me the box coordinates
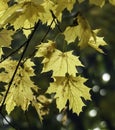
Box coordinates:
[0,112,20,130]
[21,18,55,63]
[0,42,26,63]
[50,10,63,33]
[41,18,55,42]
[0,20,40,111]
[22,27,34,30]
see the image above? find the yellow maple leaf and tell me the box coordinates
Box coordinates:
[88,29,107,53]
[0,47,3,59]
[39,0,57,26]
[109,0,115,6]
[76,14,95,48]
[0,59,17,82]
[47,75,91,115]
[63,26,79,43]
[32,95,52,121]
[63,13,95,48]
[56,0,76,13]
[35,40,56,58]
[89,0,105,7]
[0,0,8,17]
[0,59,38,114]
[0,29,14,48]
[0,0,44,36]
[42,50,83,76]
[78,0,85,3]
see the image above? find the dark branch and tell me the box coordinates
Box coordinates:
[0,112,21,130]
[50,10,63,33]
[21,18,55,63]
[0,42,26,63]
[0,20,40,112]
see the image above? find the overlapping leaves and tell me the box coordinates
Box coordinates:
[0,0,109,121]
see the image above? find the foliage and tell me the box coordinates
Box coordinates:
[0,0,114,129]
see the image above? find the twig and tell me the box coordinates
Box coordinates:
[41,18,55,42]
[0,112,21,130]
[0,20,40,111]
[0,42,26,63]
[21,18,55,63]
[50,10,63,33]
[22,27,34,30]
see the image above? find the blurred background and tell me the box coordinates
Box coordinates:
[0,0,115,130]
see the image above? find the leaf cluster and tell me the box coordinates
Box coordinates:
[0,0,112,125]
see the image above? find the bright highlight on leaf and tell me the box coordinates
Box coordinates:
[0,0,109,122]
[47,75,91,115]
[64,13,95,48]
[89,0,105,7]
[0,59,38,114]
[88,29,107,53]
[42,50,83,76]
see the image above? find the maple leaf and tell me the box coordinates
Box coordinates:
[109,0,115,6]
[76,14,95,48]
[0,0,8,17]
[56,0,76,13]
[32,95,52,121]
[63,26,79,43]
[42,50,83,76]
[64,13,95,48]
[39,0,57,27]
[0,29,14,48]
[47,75,91,115]
[78,0,85,3]
[89,0,105,7]
[0,47,3,59]
[88,29,107,53]
[35,40,56,58]
[0,59,17,82]
[0,0,44,36]
[0,59,38,114]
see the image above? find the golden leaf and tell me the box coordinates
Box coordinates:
[89,0,105,7]
[88,29,107,53]
[0,0,44,36]
[0,29,14,48]
[109,0,115,6]
[35,40,55,58]
[0,59,38,114]
[47,75,91,115]
[42,50,83,76]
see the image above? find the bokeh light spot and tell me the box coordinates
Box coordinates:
[102,73,111,82]
[88,109,97,117]
[93,127,101,130]
[92,85,100,92]
[100,89,107,96]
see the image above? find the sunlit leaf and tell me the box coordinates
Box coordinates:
[88,29,107,53]
[47,75,91,115]
[42,50,83,76]
[0,29,14,48]
[0,59,38,114]
[109,0,115,6]
[89,0,105,7]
